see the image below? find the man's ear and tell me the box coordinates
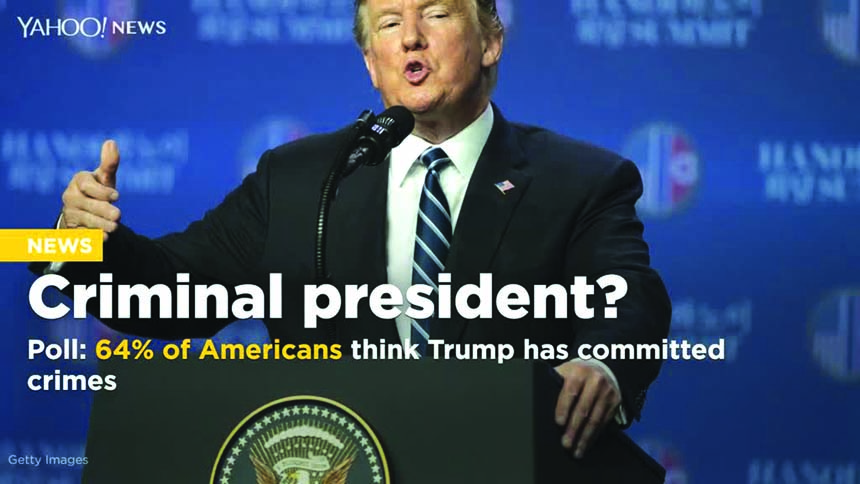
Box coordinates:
[363,49,380,89]
[481,32,503,69]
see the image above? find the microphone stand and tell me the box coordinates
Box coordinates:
[314,110,375,343]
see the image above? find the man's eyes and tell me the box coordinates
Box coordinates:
[376,10,449,29]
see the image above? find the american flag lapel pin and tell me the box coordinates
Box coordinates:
[494,179,515,194]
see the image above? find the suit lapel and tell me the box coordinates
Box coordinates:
[328,157,399,342]
[435,105,533,344]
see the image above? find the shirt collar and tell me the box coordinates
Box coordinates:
[389,103,494,187]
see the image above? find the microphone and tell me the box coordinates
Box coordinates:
[342,106,414,178]
[353,109,376,132]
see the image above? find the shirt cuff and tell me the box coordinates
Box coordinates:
[571,357,628,426]
[45,214,66,274]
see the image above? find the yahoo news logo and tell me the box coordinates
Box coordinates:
[238,117,310,180]
[623,123,700,218]
[808,288,860,382]
[41,0,142,58]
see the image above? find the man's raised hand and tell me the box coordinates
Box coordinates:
[60,140,122,241]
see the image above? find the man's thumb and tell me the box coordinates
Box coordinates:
[95,139,120,188]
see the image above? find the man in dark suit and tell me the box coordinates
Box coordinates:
[36,0,670,461]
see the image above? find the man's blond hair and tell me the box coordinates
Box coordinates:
[352,0,504,90]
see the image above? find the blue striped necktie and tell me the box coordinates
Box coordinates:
[411,146,452,357]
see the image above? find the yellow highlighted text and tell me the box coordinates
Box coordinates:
[0,229,103,262]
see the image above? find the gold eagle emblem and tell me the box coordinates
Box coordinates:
[250,454,354,484]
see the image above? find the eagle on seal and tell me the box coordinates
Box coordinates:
[250,454,354,484]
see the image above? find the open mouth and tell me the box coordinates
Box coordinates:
[404,61,429,84]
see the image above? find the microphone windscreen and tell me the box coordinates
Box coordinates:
[376,106,415,145]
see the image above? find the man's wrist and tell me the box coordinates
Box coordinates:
[570,357,628,426]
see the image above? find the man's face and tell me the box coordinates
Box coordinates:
[361,0,502,120]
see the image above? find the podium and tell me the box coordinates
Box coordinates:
[83,357,665,483]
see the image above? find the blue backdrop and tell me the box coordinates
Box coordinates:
[2,0,859,482]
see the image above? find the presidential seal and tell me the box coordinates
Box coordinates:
[211,396,389,484]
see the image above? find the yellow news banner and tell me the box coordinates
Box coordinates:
[0,229,103,262]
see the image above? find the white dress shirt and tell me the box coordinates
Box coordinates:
[386,104,493,344]
[383,103,626,425]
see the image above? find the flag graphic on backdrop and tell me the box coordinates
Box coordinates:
[623,124,700,218]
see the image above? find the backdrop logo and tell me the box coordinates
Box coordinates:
[637,439,689,484]
[569,0,763,49]
[748,459,859,483]
[822,0,860,64]
[622,123,700,218]
[239,117,309,180]
[212,396,389,484]
[193,0,353,45]
[1,129,189,195]
[759,140,860,205]
[808,289,860,382]
[670,298,752,362]
[59,0,137,58]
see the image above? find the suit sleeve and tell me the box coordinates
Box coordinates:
[28,149,273,340]
[564,158,672,425]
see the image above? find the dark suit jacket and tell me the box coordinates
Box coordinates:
[30,104,671,423]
